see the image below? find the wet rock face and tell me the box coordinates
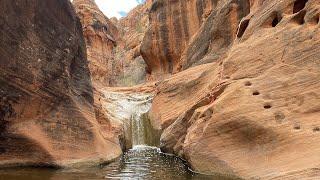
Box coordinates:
[151,0,320,179]
[0,0,121,167]
[141,0,250,79]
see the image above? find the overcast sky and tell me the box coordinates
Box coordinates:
[76,0,145,19]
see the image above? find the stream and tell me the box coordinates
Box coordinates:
[0,91,235,180]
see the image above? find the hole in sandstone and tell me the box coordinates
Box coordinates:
[294,125,301,130]
[264,12,282,28]
[244,81,252,86]
[103,26,108,32]
[313,127,320,132]
[252,91,260,96]
[292,10,306,25]
[264,104,272,109]
[272,16,281,27]
[237,19,250,38]
[293,0,308,14]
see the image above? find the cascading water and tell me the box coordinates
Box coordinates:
[131,112,146,146]
[102,91,158,148]
[130,96,153,146]
[101,91,217,179]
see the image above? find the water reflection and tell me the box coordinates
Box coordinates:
[104,145,213,179]
[0,146,236,180]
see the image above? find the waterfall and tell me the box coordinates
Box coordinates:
[102,91,158,148]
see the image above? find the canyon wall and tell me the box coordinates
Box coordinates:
[70,0,320,178]
[149,0,320,179]
[112,0,153,85]
[73,0,152,87]
[73,0,118,86]
[1,0,319,178]
[72,0,155,154]
[140,0,250,79]
[0,0,121,167]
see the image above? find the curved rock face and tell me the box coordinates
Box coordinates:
[0,0,121,167]
[73,0,119,86]
[141,0,250,79]
[150,0,320,178]
[179,0,251,69]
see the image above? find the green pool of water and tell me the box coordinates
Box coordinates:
[0,146,235,180]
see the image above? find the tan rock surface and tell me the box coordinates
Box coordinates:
[151,0,320,179]
[0,0,121,167]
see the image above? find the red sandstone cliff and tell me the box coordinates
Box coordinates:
[73,0,152,87]
[111,0,152,86]
[149,0,320,178]
[0,0,121,167]
[73,0,118,86]
[140,0,250,79]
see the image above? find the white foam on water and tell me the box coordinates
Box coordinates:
[102,91,154,146]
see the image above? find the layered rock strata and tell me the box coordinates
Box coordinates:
[141,0,251,79]
[111,0,153,86]
[150,0,320,179]
[73,0,119,86]
[73,0,152,87]
[0,0,121,167]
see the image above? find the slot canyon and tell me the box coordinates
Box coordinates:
[0,0,319,179]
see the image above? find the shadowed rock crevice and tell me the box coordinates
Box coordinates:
[264,12,283,27]
[292,10,307,25]
[237,19,250,38]
[272,16,280,27]
[293,0,309,14]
